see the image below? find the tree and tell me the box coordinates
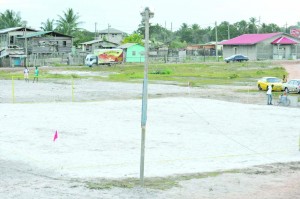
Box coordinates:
[0,9,26,29]
[40,19,55,31]
[56,8,82,36]
[175,23,193,43]
[122,33,144,45]
[234,20,248,35]
[248,17,259,33]
[190,24,204,44]
[72,29,94,47]
[169,39,187,49]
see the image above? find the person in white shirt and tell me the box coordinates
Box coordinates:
[266,84,273,105]
[24,66,29,82]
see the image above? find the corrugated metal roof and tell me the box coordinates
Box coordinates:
[80,39,118,46]
[17,31,72,38]
[98,28,127,34]
[271,37,298,44]
[118,43,138,49]
[80,39,103,45]
[221,33,282,45]
[0,27,37,34]
[18,31,52,38]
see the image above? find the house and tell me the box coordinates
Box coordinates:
[0,45,26,67]
[98,28,127,44]
[79,39,118,53]
[221,33,300,60]
[0,27,73,67]
[0,27,37,67]
[17,31,73,55]
[186,42,223,56]
[0,27,37,49]
[118,43,144,63]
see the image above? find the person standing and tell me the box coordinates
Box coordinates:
[282,75,287,83]
[24,66,29,82]
[267,84,273,105]
[33,66,39,83]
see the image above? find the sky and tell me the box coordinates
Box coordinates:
[1,0,300,34]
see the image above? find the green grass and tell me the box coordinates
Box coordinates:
[0,61,287,87]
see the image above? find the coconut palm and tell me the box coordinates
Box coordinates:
[40,19,55,31]
[56,8,82,36]
[0,9,26,29]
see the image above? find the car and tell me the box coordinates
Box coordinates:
[224,54,249,63]
[257,77,283,91]
[282,79,300,93]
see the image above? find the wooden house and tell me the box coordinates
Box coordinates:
[118,43,145,63]
[17,31,73,55]
[0,27,37,67]
[0,27,37,49]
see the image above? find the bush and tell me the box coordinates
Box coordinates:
[229,74,239,79]
[150,69,172,75]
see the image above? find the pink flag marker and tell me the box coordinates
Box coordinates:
[53,130,58,142]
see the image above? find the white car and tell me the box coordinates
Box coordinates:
[282,79,300,93]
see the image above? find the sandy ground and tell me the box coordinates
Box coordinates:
[1,62,300,198]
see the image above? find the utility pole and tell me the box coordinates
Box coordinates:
[140,7,154,187]
[107,24,111,41]
[227,24,230,40]
[215,21,218,61]
[257,16,261,33]
[25,25,28,67]
[95,22,97,40]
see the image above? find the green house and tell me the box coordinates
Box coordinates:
[118,43,144,63]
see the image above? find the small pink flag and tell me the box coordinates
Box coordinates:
[53,130,58,142]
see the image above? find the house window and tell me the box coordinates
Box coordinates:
[132,51,136,56]
[10,36,14,44]
[63,41,67,47]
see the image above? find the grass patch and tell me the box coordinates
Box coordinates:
[0,61,287,87]
[85,169,241,190]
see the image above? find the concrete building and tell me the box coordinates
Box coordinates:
[221,33,300,60]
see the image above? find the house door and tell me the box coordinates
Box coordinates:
[285,46,291,59]
[278,47,285,59]
[233,47,237,54]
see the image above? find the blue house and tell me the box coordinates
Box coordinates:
[118,43,144,63]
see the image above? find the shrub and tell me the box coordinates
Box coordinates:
[150,69,172,75]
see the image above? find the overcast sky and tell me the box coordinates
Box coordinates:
[1,0,300,33]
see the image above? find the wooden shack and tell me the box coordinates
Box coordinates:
[16,31,73,55]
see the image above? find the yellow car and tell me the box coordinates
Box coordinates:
[257,77,283,91]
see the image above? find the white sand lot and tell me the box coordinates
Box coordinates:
[1,79,300,198]
[1,97,299,179]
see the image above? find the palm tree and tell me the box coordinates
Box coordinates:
[0,9,26,29]
[56,8,82,36]
[248,17,258,33]
[40,19,55,31]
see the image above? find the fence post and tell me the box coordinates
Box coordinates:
[12,76,15,103]
[71,77,74,102]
